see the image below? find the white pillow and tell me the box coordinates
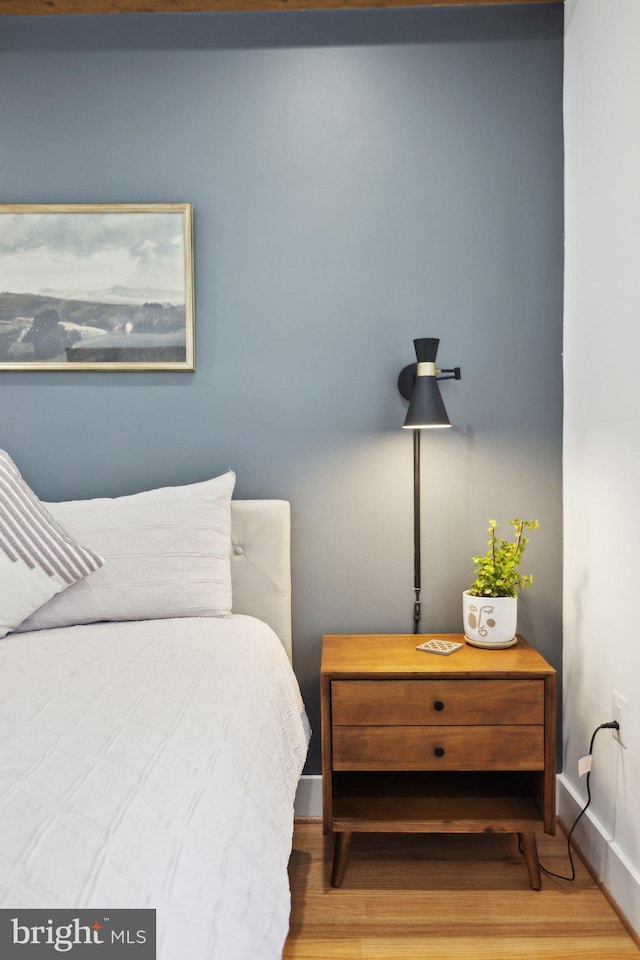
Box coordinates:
[18,471,236,632]
[0,450,104,638]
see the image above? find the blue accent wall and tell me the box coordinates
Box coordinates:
[0,6,563,772]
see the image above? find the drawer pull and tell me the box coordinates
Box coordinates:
[434,747,445,758]
[434,701,445,712]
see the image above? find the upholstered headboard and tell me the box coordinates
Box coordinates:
[230,500,292,662]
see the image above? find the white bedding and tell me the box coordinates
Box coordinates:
[0,614,309,960]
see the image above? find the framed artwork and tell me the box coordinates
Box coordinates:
[0,203,194,371]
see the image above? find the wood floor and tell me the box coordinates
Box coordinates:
[284,821,640,959]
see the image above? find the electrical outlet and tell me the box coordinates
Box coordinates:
[612,690,628,748]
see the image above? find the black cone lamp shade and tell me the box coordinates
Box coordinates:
[398,338,454,429]
[397,337,461,633]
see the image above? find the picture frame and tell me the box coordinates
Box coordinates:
[0,203,194,371]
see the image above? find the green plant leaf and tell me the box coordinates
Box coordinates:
[466,517,538,598]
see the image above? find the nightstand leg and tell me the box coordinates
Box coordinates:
[519,832,542,890]
[331,831,352,888]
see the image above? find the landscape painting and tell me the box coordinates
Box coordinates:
[0,203,194,371]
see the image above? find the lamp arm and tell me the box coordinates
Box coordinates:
[436,367,462,381]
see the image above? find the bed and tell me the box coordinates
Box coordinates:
[0,455,309,960]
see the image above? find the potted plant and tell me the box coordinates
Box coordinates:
[463,518,539,648]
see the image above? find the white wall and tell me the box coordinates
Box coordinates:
[563,0,640,934]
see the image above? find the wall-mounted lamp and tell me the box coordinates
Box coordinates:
[398,338,461,633]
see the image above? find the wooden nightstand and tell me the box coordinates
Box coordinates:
[321,633,556,889]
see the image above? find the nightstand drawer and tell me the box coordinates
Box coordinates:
[332,724,545,771]
[331,679,544,726]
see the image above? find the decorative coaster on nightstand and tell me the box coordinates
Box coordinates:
[416,638,464,656]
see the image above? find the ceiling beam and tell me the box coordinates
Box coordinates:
[0,0,563,16]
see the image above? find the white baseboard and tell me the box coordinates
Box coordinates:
[294,774,322,818]
[557,773,640,938]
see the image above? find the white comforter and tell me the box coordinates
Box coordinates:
[0,615,309,960]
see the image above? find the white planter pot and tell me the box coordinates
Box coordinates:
[462,590,518,648]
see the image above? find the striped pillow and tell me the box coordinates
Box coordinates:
[0,451,104,638]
